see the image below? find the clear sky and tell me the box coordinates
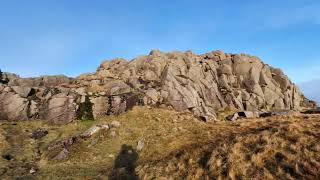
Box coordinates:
[0,0,319,85]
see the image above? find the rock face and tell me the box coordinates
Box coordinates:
[0,91,29,120]
[46,93,78,124]
[0,50,316,123]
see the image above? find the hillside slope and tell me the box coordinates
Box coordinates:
[0,106,319,179]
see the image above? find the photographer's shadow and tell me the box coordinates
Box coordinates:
[109,144,139,180]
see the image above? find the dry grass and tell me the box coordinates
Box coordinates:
[0,107,319,179]
[137,114,320,180]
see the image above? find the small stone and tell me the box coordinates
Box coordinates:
[155,117,161,121]
[89,139,98,147]
[100,124,109,130]
[137,139,145,151]
[227,113,239,121]
[108,154,114,158]
[81,125,101,138]
[110,120,121,128]
[109,131,116,137]
[31,129,48,139]
[53,148,69,161]
[29,168,36,174]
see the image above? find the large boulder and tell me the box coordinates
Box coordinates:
[0,92,29,120]
[11,86,32,98]
[46,93,78,124]
[90,96,109,119]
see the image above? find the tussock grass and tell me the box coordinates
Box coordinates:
[137,115,320,179]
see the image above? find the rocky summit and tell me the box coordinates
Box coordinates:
[1,50,320,180]
[0,50,316,124]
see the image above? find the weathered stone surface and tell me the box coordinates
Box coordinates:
[81,125,102,138]
[137,139,145,151]
[11,86,32,98]
[238,111,260,118]
[80,124,110,138]
[31,129,48,139]
[109,130,117,137]
[110,120,121,128]
[8,75,72,87]
[0,50,316,123]
[0,84,4,92]
[46,93,77,124]
[227,113,239,121]
[53,148,69,161]
[0,92,29,120]
[86,50,312,121]
[145,88,160,104]
[48,136,79,151]
[90,96,108,119]
[109,96,126,115]
[80,125,109,138]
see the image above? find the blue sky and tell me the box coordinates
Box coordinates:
[0,0,319,100]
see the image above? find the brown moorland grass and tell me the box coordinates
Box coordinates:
[137,114,320,180]
[0,106,319,179]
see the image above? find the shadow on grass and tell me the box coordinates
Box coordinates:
[109,144,139,180]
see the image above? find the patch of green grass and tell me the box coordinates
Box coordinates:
[79,119,95,127]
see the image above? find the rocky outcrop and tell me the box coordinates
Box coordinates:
[0,50,316,123]
[76,50,315,121]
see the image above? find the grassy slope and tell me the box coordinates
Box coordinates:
[0,106,319,179]
[138,114,320,179]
